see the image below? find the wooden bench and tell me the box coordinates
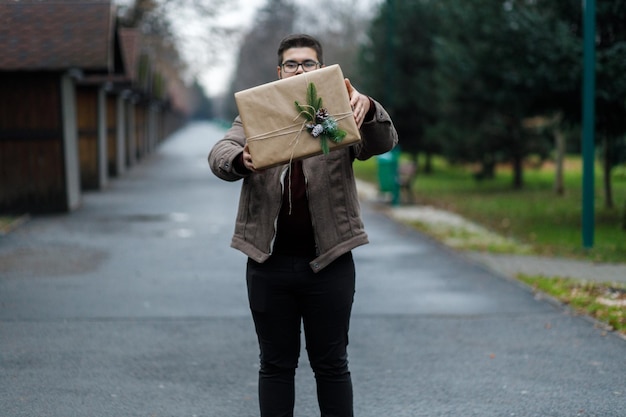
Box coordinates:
[398,161,417,204]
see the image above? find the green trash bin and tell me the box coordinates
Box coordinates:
[376,148,400,205]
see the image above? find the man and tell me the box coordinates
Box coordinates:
[208,33,397,417]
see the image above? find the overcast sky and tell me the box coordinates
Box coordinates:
[197,0,265,97]
[115,0,377,97]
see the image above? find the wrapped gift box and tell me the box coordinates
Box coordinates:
[234,64,361,169]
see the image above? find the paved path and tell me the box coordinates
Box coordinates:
[1,122,625,417]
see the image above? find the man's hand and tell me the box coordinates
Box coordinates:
[345,78,371,128]
[242,144,258,172]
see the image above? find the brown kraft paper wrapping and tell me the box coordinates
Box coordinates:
[234,64,361,169]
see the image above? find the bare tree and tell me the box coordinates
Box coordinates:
[294,0,376,83]
[232,0,297,92]
[115,0,240,115]
[217,0,376,119]
[117,0,238,84]
[220,0,296,119]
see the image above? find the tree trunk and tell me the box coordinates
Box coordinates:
[622,199,626,231]
[512,154,523,189]
[553,128,565,195]
[475,158,495,181]
[602,136,614,209]
[423,152,432,174]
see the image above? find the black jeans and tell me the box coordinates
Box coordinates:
[246,252,355,417]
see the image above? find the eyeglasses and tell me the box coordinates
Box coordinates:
[281,60,320,73]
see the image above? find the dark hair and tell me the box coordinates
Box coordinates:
[277,34,323,66]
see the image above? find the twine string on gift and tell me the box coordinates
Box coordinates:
[247,72,353,215]
[246,109,351,215]
[246,117,351,215]
[284,110,351,215]
[247,71,351,145]
[245,111,352,143]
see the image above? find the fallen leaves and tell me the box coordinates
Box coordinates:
[518,275,626,336]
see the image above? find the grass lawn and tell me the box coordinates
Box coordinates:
[354,154,626,264]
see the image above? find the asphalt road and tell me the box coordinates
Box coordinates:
[1,122,624,417]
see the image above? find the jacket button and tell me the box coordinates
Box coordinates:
[224,162,230,169]
[313,262,320,269]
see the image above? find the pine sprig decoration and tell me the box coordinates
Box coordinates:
[307,82,322,112]
[295,82,347,155]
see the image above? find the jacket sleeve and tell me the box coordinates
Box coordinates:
[208,116,250,182]
[353,99,398,161]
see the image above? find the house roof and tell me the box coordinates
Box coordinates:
[77,27,140,88]
[0,0,116,71]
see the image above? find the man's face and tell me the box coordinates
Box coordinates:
[277,47,322,79]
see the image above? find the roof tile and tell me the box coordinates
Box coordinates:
[0,0,115,71]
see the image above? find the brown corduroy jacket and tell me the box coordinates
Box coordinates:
[208,99,398,272]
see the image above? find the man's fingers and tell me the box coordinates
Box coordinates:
[243,144,257,172]
[345,78,368,127]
